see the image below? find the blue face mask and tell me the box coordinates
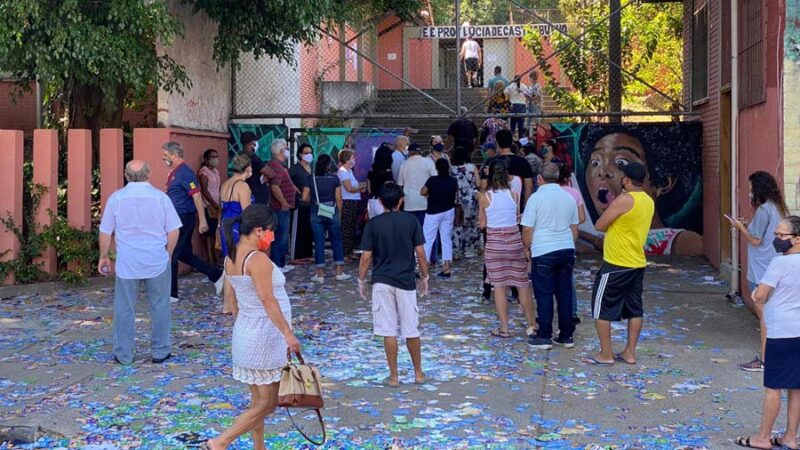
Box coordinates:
[773,236,794,254]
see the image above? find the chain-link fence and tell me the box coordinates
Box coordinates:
[231,0,694,139]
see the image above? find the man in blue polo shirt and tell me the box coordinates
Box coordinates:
[162,141,224,302]
[521,162,579,350]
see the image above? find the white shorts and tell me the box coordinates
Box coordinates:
[371,283,420,338]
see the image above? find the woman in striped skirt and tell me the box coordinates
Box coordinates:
[478,162,536,338]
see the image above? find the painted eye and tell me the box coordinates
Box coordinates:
[614,158,630,170]
[590,158,601,167]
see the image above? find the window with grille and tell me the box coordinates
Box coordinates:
[738,0,766,108]
[692,0,709,102]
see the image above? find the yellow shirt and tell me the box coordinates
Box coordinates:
[603,191,655,268]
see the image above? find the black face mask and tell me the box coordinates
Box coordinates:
[773,236,794,254]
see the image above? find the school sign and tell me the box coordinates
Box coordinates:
[419,24,568,39]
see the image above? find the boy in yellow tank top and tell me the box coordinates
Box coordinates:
[582,162,655,366]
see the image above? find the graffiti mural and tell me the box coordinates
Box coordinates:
[350,128,406,181]
[534,122,704,256]
[227,124,289,168]
[295,128,349,160]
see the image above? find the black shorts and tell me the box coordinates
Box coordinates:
[465,57,479,72]
[591,262,645,321]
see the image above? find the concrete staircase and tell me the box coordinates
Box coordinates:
[361,88,562,140]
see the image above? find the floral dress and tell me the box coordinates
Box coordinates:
[451,163,481,258]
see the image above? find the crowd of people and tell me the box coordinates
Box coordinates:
[94,115,800,448]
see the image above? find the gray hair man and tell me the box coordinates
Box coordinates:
[265,137,298,271]
[99,160,182,365]
[521,162,580,350]
[161,141,224,303]
[392,135,410,182]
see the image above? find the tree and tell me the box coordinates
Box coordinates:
[0,0,420,132]
[522,0,683,115]
[0,0,188,131]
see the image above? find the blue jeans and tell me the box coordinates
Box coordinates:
[270,210,291,267]
[510,103,527,137]
[114,266,171,364]
[532,249,576,340]
[310,207,345,268]
[171,212,223,298]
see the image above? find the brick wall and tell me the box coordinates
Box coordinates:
[0,81,37,132]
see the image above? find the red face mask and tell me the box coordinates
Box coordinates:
[257,229,275,251]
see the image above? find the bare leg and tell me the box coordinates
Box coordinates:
[383,337,400,386]
[248,385,266,450]
[335,265,344,276]
[744,388,783,449]
[592,319,615,363]
[207,383,277,450]
[517,286,536,328]
[315,268,325,278]
[755,303,766,361]
[493,286,510,333]
[782,389,800,449]
[222,277,234,315]
[619,317,643,363]
[406,337,425,382]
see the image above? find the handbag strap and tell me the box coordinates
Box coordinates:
[285,408,326,446]
[286,349,306,364]
[312,173,321,205]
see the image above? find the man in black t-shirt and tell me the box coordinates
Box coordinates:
[239,132,274,205]
[478,129,534,206]
[446,107,479,155]
[358,184,430,387]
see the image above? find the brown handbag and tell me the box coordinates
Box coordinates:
[277,351,326,445]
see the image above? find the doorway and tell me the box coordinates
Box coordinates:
[438,39,484,89]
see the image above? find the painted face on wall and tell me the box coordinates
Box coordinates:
[585,132,650,215]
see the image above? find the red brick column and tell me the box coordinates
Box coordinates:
[0,130,24,285]
[32,129,59,274]
[67,130,92,231]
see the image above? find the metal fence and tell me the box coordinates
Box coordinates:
[231,0,695,138]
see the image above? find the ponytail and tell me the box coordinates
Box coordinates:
[223,215,243,261]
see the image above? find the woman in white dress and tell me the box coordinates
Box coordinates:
[205,204,301,450]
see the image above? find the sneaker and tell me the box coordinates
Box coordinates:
[527,336,553,350]
[152,353,172,364]
[280,265,295,274]
[170,296,179,304]
[552,337,575,348]
[214,275,224,295]
[311,275,325,283]
[437,271,451,279]
[335,273,351,281]
[739,356,765,372]
[572,317,581,326]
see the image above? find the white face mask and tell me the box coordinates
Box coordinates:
[252,141,259,152]
[302,154,313,163]
[282,149,291,160]
[208,158,219,168]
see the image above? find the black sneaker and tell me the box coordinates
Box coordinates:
[738,355,764,372]
[527,336,553,350]
[437,271,451,279]
[572,317,581,326]
[152,353,172,364]
[552,337,575,348]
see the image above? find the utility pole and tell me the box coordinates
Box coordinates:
[455,0,462,114]
[608,0,622,123]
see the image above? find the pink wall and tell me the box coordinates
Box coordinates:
[736,0,784,289]
[0,130,23,285]
[408,39,433,89]
[377,17,403,89]
[515,38,564,85]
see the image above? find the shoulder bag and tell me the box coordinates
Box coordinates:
[312,174,336,219]
[278,350,326,445]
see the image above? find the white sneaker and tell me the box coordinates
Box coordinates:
[280,265,295,274]
[335,273,352,281]
[311,275,325,283]
[170,297,179,304]
[214,275,224,295]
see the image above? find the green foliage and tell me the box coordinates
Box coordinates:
[0,184,97,286]
[522,0,683,114]
[429,0,560,26]
[189,0,420,68]
[0,0,190,129]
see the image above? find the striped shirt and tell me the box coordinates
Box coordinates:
[268,160,297,210]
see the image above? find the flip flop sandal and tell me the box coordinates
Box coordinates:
[614,353,636,365]
[382,377,400,388]
[490,328,512,338]
[733,436,772,449]
[525,325,538,336]
[581,356,614,366]
[414,376,432,385]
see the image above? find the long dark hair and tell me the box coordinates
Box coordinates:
[315,154,334,176]
[201,148,217,168]
[372,144,394,172]
[223,204,276,261]
[451,145,470,166]
[435,158,451,177]
[750,171,789,217]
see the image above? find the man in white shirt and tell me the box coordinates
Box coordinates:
[459,35,482,88]
[397,143,437,225]
[392,135,409,182]
[504,77,530,139]
[521,162,579,350]
[98,160,181,365]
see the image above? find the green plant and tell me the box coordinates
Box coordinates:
[0,183,98,286]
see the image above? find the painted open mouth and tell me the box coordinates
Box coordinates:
[597,187,616,205]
